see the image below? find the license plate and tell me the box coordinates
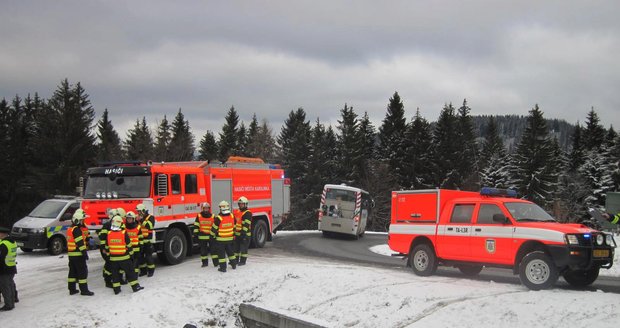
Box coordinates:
[16,242,24,247]
[593,249,609,258]
[331,223,341,227]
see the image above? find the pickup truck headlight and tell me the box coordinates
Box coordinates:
[565,234,579,245]
[596,234,605,246]
[606,234,617,247]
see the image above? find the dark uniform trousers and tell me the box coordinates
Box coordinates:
[199,238,216,266]
[0,274,16,308]
[110,258,140,292]
[213,240,236,271]
[139,242,155,275]
[68,256,88,293]
[233,237,251,265]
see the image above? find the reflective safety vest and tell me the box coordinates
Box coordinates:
[195,213,214,239]
[216,214,235,241]
[107,230,131,261]
[126,225,142,251]
[141,215,155,243]
[235,210,252,237]
[67,226,86,257]
[80,226,90,246]
[0,239,17,268]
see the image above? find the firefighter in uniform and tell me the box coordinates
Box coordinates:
[234,196,252,266]
[0,226,17,311]
[603,212,619,225]
[67,209,94,296]
[106,216,144,294]
[211,201,237,272]
[99,208,117,288]
[193,202,215,267]
[137,203,156,277]
[125,211,143,276]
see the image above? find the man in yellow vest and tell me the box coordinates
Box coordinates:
[136,203,156,277]
[106,216,144,294]
[0,226,17,311]
[234,196,252,266]
[211,201,237,272]
[193,202,215,267]
[67,209,94,296]
[125,211,143,276]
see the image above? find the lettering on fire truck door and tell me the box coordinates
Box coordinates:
[436,203,475,260]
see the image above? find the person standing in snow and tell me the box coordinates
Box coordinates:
[193,202,216,267]
[125,211,143,276]
[211,201,237,272]
[98,208,117,288]
[233,196,252,266]
[106,216,144,294]
[0,226,17,311]
[67,209,94,296]
[137,203,156,277]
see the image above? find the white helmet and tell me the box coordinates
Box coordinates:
[201,202,211,210]
[126,211,137,222]
[111,215,123,231]
[116,207,126,218]
[72,209,87,225]
[107,208,118,220]
[238,196,249,205]
[136,203,147,213]
[219,201,230,215]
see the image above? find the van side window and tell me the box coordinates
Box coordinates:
[185,174,197,194]
[450,204,475,223]
[65,202,80,217]
[171,174,181,195]
[477,204,504,224]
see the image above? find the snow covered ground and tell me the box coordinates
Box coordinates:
[2,233,619,328]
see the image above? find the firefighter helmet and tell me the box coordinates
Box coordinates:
[238,196,249,205]
[219,201,231,214]
[111,215,123,231]
[126,211,136,221]
[107,208,118,220]
[72,209,87,225]
[136,203,146,213]
[201,202,211,210]
[116,207,126,218]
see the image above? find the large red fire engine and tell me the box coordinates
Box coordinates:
[388,188,616,290]
[80,157,290,265]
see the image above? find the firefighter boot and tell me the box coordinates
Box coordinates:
[218,263,226,273]
[147,268,154,277]
[113,287,121,295]
[15,290,19,303]
[79,284,95,296]
[139,268,148,277]
[201,259,209,267]
[104,275,113,288]
[69,283,79,295]
[132,284,144,292]
[230,260,237,270]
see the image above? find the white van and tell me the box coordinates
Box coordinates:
[318,184,373,239]
[10,196,81,255]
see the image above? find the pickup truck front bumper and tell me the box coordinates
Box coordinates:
[548,244,614,270]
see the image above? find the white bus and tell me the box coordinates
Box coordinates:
[318,184,373,238]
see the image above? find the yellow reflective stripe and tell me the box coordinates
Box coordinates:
[110,255,130,261]
[68,251,83,256]
[612,214,620,225]
[216,236,234,241]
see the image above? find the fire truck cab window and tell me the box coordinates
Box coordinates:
[185,174,197,194]
[171,174,181,195]
[477,204,503,224]
[450,204,475,223]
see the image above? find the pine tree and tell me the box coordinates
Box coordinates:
[605,126,617,148]
[306,119,338,216]
[579,149,615,208]
[245,114,260,157]
[96,108,124,162]
[198,130,218,161]
[433,103,459,188]
[168,108,195,161]
[237,122,248,156]
[403,109,434,188]
[336,103,363,185]
[455,99,479,190]
[253,119,278,162]
[568,123,585,172]
[218,106,239,162]
[153,115,171,162]
[377,92,407,186]
[583,108,606,151]
[125,117,154,161]
[479,117,510,188]
[358,112,376,184]
[509,104,559,207]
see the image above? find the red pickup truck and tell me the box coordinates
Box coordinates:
[388,188,616,290]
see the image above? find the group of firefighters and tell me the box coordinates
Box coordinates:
[0,195,255,310]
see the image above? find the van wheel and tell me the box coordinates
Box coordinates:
[48,236,65,255]
[161,228,187,265]
[458,265,483,276]
[410,244,437,276]
[251,220,268,248]
[563,267,600,287]
[20,247,33,253]
[519,251,558,290]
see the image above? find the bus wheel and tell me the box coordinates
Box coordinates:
[162,228,187,265]
[251,220,268,248]
[48,236,65,255]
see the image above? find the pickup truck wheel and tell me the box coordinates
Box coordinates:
[47,236,65,255]
[519,251,558,290]
[410,244,437,276]
[458,265,483,276]
[563,267,600,287]
[161,228,187,265]
[20,247,33,253]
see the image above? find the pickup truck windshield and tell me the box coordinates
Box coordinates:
[29,200,67,219]
[83,176,151,199]
[505,202,556,222]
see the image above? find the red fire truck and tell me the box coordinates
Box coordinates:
[80,157,290,265]
[388,188,616,290]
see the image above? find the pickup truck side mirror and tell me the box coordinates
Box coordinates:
[493,213,509,224]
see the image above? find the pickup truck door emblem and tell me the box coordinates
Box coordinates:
[486,239,496,254]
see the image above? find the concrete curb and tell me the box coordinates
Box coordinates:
[239,303,326,328]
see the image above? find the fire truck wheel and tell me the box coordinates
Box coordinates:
[48,236,65,255]
[519,251,559,290]
[162,228,187,265]
[20,247,33,253]
[562,267,600,287]
[410,244,437,276]
[457,265,483,276]
[251,220,268,248]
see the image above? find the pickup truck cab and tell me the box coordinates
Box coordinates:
[388,188,616,290]
[11,196,81,255]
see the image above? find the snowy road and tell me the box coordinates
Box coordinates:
[2,231,619,327]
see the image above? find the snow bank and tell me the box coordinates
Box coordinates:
[3,242,619,328]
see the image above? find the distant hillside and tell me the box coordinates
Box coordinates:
[472,115,575,152]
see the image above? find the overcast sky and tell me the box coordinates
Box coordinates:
[1,1,619,142]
